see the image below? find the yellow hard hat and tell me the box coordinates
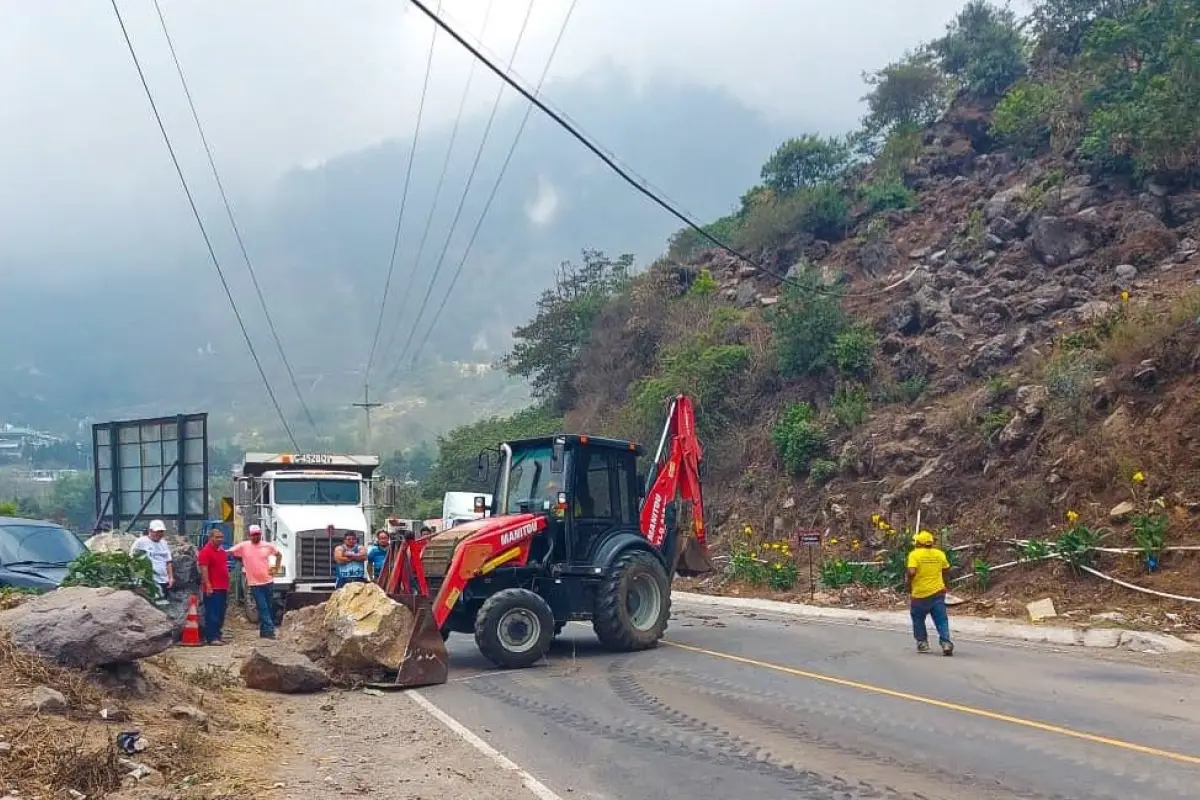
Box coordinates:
[914,530,935,546]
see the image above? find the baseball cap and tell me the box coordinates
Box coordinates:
[148,519,166,532]
[914,530,935,546]
[248,524,263,535]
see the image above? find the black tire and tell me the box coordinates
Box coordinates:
[474,588,555,669]
[593,549,671,652]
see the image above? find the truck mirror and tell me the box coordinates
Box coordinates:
[550,436,565,474]
[234,478,251,506]
[383,480,398,508]
[473,495,487,514]
[474,452,489,483]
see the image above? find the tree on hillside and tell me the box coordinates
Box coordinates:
[933,0,1028,98]
[1030,0,1140,59]
[760,135,851,195]
[861,51,949,139]
[426,406,563,497]
[50,472,94,532]
[504,250,634,412]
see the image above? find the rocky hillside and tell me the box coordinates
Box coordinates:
[426,0,1200,625]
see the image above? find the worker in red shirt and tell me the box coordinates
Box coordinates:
[197,525,231,646]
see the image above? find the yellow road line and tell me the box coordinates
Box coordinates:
[662,639,1200,767]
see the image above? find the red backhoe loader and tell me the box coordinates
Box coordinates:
[374,394,714,687]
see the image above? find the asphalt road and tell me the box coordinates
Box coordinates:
[417,599,1200,799]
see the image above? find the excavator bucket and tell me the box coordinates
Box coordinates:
[384,592,450,688]
[675,534,716,577]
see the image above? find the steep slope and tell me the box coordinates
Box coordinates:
[474,0,1200,624]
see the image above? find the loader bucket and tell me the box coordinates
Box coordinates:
[385,592,450,688]
[675,534,716,577]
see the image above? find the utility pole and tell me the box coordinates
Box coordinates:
[352,384,383,454]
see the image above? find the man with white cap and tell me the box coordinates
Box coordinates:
[228,524,281,639]
[130,519,174,600]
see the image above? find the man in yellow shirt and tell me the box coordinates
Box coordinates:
[906,530,954,656]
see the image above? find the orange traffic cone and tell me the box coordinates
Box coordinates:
[179,594,202,647]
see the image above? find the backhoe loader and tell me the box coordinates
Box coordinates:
[373,394,714,687]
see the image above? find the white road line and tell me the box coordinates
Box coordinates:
[408,689,564,800]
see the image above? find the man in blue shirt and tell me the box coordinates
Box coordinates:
[333,531,368,589]
[366,529,390,582]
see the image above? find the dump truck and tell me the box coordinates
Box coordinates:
[375,394,713,687]
[233,452,388,623]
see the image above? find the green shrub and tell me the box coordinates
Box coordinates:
[772,402,828,475]
[688,268,719,297]
[772,276,849,377]
[875,123,925,179]
[798,184,851,241]
[668,214,743,261]
[628,343,752,435]
[861,179,918,213]
[832,384,870,429]
[62,551,161,601]
[833,325,876,378]
[807,458,839,486]
[882,375,928,404]
[991,79,1057,151]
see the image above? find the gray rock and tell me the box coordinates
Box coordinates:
[22,685,68,714]
[240,647,329,694]
[0,586,172,668]
[734,281,757,307]
[169,705,210,728]
[1031,212,1106,265]
[1015,385,1049,418]
[984,183,1027,221]
[1114,264,1138,282]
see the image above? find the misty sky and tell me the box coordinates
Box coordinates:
[0,0,985,284]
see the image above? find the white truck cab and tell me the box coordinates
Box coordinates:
[234,453,387,621]
[441,490,493,529]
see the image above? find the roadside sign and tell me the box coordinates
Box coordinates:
[221,497,235,523]
[795,529,823,547]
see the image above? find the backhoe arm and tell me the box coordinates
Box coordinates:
[640,394,714,576]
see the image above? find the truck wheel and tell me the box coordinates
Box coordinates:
[593,549,670,652]
[474,588,554,669]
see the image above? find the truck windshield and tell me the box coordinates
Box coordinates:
[502,445,559,514]
[273,479,361,505]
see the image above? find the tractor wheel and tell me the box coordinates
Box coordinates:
[474,588,554,669]
[593,549,670,652]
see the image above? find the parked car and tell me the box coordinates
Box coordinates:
[0,516,88,591]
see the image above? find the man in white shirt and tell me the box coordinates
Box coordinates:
[130,519,175,599]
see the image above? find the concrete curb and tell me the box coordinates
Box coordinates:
[673,591,1196,654]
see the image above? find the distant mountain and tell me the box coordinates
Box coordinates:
[0,71,796,441]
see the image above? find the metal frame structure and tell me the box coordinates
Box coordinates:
[91,413,209,534]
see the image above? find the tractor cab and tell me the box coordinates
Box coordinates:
[490,434,643,569]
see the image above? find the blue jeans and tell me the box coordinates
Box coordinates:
[335,575,367,590]
[910,593,951,644]
[251,585,276,636]
[203,590,228,642]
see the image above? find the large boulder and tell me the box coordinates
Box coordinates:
[279,582,418,680]
[240,648,329,693]
[1031,211,1107,265]
[324,582,416,675]
[0,586,172,668]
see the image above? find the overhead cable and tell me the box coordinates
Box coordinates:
[108,0,299,449]
[152,0,321,445]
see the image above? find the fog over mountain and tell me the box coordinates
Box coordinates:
[0,0,971,440]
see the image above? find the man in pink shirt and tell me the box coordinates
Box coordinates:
[228,524,281,639]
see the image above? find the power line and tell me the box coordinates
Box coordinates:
[363,0,443,388]
[108,0,299,450]
[376,0,497,369]
[406,0,914,301]
[408,0,579,367]
[384,0,536,386]
[152,0,321,445]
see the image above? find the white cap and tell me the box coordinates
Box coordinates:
[248,524,262,534]
[148,519,166,532]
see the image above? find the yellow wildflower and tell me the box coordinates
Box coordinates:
[1121,290,1130,303]
[1132,471,1145,484]
[870,514,881,525]
[829,537,839,545]
[1066,509,1079,524]
[750,551,758,559]
[851,540,861,551]
[743,525,753,536]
